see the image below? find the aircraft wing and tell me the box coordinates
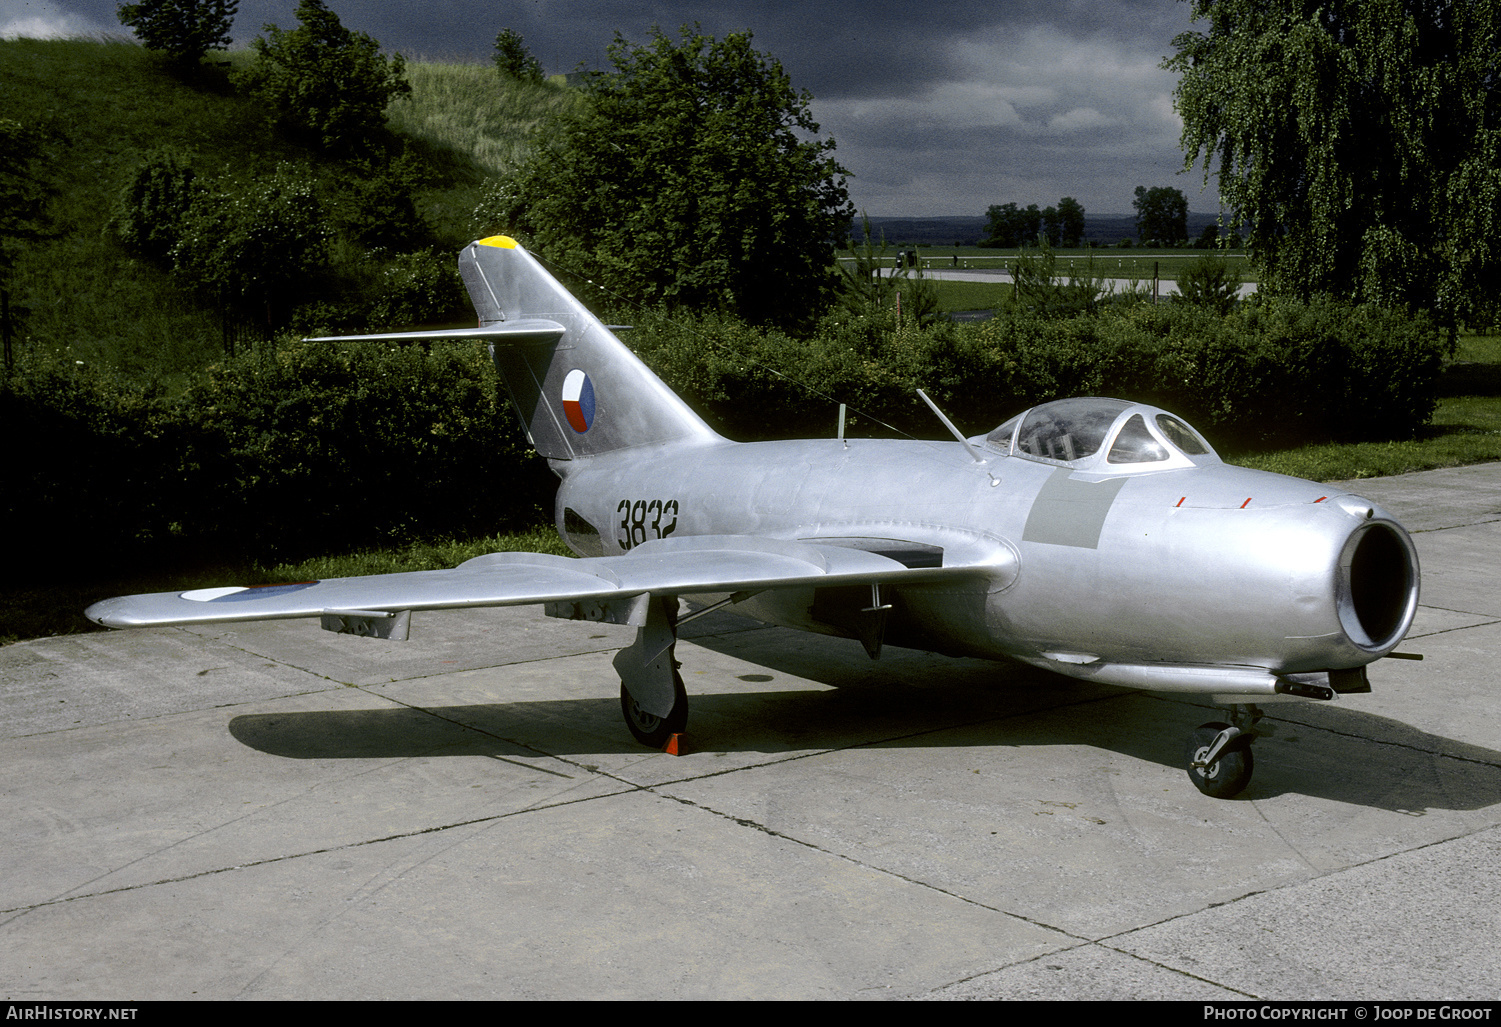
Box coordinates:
[85,533,1011,635]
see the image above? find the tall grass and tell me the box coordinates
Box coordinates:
[388,62,579,177]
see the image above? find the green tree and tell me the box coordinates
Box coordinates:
[498,27,853,328]
[108,150,205,264]
[1168,0,1501,325]
[983,203,1019,247]
[240,0,410,155]
[1041,204,1060,246]
[1133,185,1188,246]
[1013,241,1109,316]
[1056,197,1086,248]
[333,154,431,251]
[838,215,937,322]
[493,27,543,83]
[982,202,1042,247]
[117,0,237,67]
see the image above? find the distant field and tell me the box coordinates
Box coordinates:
[842,248,1256,286]
[929,279,1009,313]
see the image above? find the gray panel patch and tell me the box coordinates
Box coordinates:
[1022,468,1128,549]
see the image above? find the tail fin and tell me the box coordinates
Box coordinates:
[308,236,721,463]
[460,237,720,462]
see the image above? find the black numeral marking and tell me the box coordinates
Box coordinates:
[617,498,679,551]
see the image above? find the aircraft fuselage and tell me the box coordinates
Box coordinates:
[554,436,1419,691]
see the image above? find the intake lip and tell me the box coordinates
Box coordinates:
[1337,520,1420,652]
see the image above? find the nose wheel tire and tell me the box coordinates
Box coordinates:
[620,671,688,748]
[1185,721,1254,798]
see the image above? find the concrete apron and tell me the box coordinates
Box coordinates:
[2,464,1498,1000]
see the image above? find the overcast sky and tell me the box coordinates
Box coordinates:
[3,0,1215,217]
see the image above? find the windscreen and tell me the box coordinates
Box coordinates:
[1107,414,1169,463]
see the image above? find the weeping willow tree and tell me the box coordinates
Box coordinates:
[1168,0,1501,326]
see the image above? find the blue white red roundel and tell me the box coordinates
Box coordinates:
[562,369,595,433]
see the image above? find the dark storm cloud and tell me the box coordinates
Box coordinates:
[13,0,1210,216]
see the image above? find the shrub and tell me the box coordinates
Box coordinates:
[0,353,187,579]
[179,337,547,559]
[1174,253,1242,315]
[364,250,468,327]
[238,0,410,155]
[629,297,1446,450]
[333,166,431,252]
[1011,244,1109,317]
[169,164,330,327]
[0,294,1444,582]
[108,150,205,263]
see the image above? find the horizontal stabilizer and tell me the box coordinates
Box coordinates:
[304,319,566,346]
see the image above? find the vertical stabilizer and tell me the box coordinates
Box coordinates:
[459,237,722,462]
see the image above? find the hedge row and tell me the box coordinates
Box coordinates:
[629,296,1446,449]
[1,295,1445,580]
[0,339,553,580]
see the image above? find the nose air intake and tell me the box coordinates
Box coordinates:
[1338,521,1419,651]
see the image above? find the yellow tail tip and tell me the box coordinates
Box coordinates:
[476,235,519,249]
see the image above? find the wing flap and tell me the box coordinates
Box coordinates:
[85,535,995,631]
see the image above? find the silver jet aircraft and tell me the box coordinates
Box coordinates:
[87,236,1422,798]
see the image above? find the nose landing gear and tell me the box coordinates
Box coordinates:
[1185,704,1262,798]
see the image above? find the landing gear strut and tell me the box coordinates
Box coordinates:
[1185,704,1262,798]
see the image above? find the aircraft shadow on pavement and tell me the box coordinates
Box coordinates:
[226,641,1501,816]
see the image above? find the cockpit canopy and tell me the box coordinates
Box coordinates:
[978,397,1218,471]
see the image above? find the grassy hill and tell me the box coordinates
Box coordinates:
[0,37,573,376]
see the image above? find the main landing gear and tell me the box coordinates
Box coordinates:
[1185,704,1262,798]
[550,591,726,750]
[604,593,688,749]
[620,669,688,748]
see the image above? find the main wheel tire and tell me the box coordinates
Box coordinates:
[620,671,688,748]
[1185,721,1254,798]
